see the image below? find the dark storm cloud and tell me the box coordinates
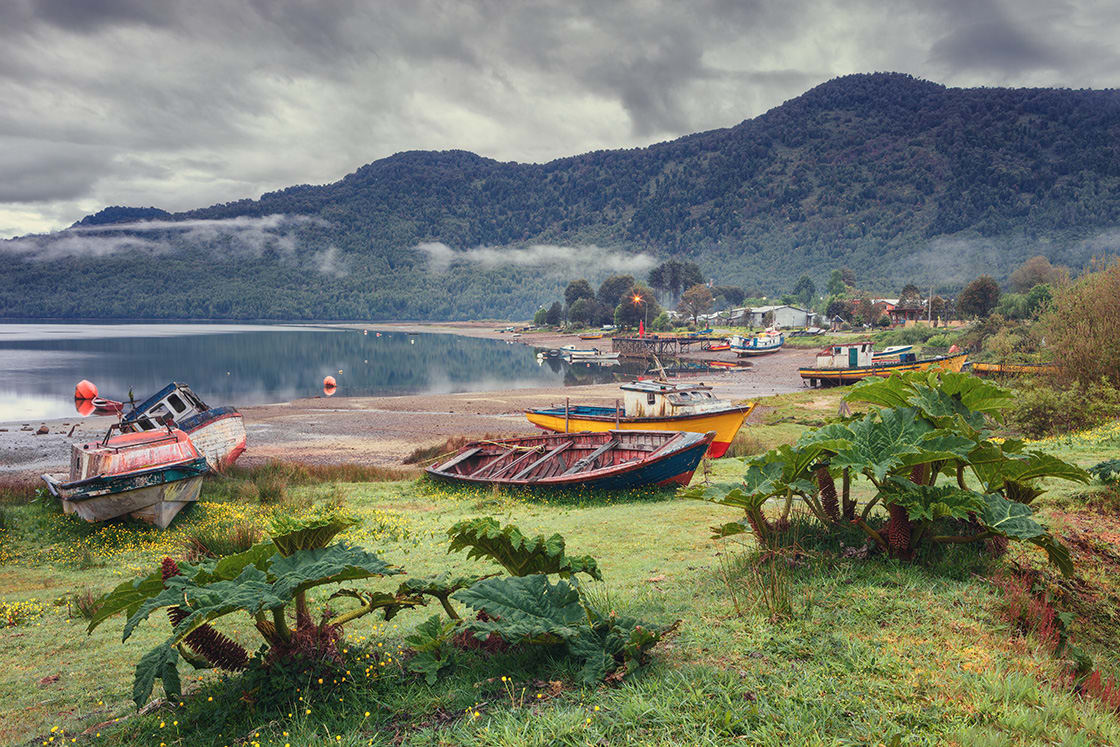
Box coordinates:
[927,0,1070,74]
[0,0,1117,237]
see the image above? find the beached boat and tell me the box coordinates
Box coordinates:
[708,342,731,351]
[578,333,606,340]
[525,380,755,458]
[872,345,913,360]
[730,331,784,357]
[970,362,1057,377]
[41,426,208,528]
[800,342,968,386]
[120,382,247,471]
[426,429,714,489]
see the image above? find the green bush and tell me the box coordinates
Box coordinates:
[1005,379,1120,439]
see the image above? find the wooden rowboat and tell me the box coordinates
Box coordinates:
[41,426,208,528]
[970,362,1057,377]
[426,430,714,489]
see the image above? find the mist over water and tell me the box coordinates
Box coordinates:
[0,324,626,422]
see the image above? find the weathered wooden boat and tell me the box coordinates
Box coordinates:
[872,344,913,360]
[426,429,714,489]
[970,362,1057,377]
[91,397,124,414]
[800,342,968,386]
[120,382,246,471]
[708,342,731,351]
[578,333,606,340]
[41,426,208,528]
[730,331,784,357]
[525,380,755,458]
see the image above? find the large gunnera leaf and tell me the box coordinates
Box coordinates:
[447,517,602,580]
[978,493,1074,577]
[883,480,986,522]
[133,644,180,708]
[453,574,586,645]
[269,543,401,598]
[830,408,931,481]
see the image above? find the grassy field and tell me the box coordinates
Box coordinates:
[2,396,1119,745]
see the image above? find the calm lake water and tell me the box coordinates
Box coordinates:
[0,323,637,422]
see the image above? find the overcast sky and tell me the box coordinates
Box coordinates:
[1,0,1117,238]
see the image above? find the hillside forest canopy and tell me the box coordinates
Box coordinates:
[3,73,1120,321]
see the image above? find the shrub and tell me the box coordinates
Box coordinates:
[67,588,102,621]
[1005,379,1120,439]
[1042,257,1120,388]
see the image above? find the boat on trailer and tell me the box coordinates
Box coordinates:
[120,382,247,471]
[729,331,784,357]
[525,380,755,458]
[41,425,208,528]
[800,342,968,386]
[426,430,714,489]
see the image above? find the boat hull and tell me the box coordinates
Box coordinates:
[42,458,208,529]
[970,362,1056,376]
[799,352,968,385]
[426,430,713,489]
[524,403,754,458]
[178,406,247,471]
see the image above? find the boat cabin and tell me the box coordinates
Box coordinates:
[69,428,199,481]
[814,342,917,369]
[121,382,211,432]
[619,380,728,418]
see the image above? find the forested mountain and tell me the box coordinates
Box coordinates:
[4,72,1120,321]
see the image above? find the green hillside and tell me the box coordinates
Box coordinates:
[3,72,1120,320]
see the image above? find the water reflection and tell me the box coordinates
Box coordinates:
[0,324,628,421]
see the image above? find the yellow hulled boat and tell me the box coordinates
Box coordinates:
[970,362,1056,376]
[525,380,755,458]
[800,341,968,386]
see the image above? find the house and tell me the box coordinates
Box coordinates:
[887,301,927,325]
[744,305,816,329]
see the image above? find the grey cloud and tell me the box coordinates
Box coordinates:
[0,138,112,203]
[417,241,657,275]
[927,0,1069,74]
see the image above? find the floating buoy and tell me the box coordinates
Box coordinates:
[323,384,337,397]
[410,339,415,344]
[74,398,95,417]
[338,369,343,374]
[75,379,97,400]
[323,375,336,388]
[363,330,368,335]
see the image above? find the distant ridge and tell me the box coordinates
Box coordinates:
[4,72,1120,321]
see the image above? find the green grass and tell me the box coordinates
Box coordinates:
[3,417,1120,745]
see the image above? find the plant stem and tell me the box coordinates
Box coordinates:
[851,517,889,551]
[437,594,461,620]
[860,494,882,522]
[271,607,291,642]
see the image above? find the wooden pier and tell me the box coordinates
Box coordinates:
[611,336,726,359]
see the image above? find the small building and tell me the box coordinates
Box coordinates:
[745,305,816,329]
[887,301,927,325]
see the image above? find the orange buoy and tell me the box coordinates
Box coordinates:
[323,375,336,388]
[948,344,960,354]
[74,398,95,417]
[323,384,337,397]
[75,379,98,400]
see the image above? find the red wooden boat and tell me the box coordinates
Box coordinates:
[426,430,714,489]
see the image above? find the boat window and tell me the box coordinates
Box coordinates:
[647,393,656,404]
[167,393,185,412]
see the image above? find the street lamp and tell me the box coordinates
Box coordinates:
[632,293,648,330]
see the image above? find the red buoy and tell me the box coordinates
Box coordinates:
[75,379,98,400]
[323,384,337,397]
[74,398,95,417]
[323,375,336,388]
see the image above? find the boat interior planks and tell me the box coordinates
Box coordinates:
[426,429,713,489]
